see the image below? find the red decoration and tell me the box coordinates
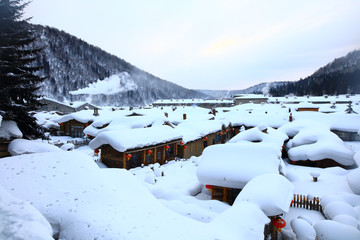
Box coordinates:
[165,145,170,150]
[272,217,286,230]
[146,150,153,155]
[180,141,185,145]
[94,149,99,154]
[219,132,223,136]
[125,154,132,159]
[87,134,91,137]
[204,137,208,141]
[205,185,213,189]
[85,123,89,126]
[58,123,64,126]
[225,130,228,133]
[183,145,187,150]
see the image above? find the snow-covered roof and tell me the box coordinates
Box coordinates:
[153,99,233,104]
[234,173,294,216]
[175,120,223,143]
[284,125,355,166]
[89,125,183,152]
[197,142,281,189]
[234,94,268,99]
[295,101,319,109]
[228,126,288,152]
[0,120,22,140]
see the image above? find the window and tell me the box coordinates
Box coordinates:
[70,126,84,138]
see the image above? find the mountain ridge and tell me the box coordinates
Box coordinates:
[33,24,208,106]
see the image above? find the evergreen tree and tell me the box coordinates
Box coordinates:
[0,0,44,138]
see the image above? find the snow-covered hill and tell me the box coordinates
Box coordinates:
[33,25,208,106]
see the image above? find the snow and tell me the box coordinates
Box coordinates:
[2,97,360,239]
[314,220,360,240]
[323,201,357,219]
[8,139,63,156]
[89,125,182,152]
[0,151,268,239]
[284,124,355,166]
[175,120,223,143]
[69,72,137,95]
[0,185,53,240]
[197,142,281,189]
[347,168,360,194]
[0,120,22,140]
[290,218,316,240]
[234,174,294,216]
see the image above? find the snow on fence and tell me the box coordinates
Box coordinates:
[290,194,323,213]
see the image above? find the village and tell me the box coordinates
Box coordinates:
[1,94,360,239]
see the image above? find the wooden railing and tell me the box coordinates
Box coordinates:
[290,194,323,213]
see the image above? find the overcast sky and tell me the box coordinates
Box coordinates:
[24,0,360,90]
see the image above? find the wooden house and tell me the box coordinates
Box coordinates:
[233,94,268,105]
[39,97,100,114]
[295,102,319,112]
[89,125,183,169]
[175,120,228,159]
[56,109,101,138]
[197,142,283,204]
[58,119,92,138]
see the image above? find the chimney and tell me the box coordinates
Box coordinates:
[183,113,187,120]
[93,108,99,116]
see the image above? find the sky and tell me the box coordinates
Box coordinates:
[24,0,360,90]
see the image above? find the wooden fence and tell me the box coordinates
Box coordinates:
[290,194,323,213]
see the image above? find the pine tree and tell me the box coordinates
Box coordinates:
[0,0,45,138]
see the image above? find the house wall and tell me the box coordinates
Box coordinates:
[0,141,11,158]
[60,120,90,138]
[100,141,180,170]
[296,108,319,112]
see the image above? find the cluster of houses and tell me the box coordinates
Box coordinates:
[1,95,359,203]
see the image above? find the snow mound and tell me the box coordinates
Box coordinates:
[290,218,316,240]
[0,185,53,240]
[314,220,360,240]
[209,201,269,240]
[234,173,294,216]
[347,168,360,194]
[70,72,137,95]
[333,214,359,229]
[8,139,62,156]
[324,201,356,219]
[0,120,22,140]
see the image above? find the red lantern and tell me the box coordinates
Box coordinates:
[87,134,91,137]
[58,123,64,126]
[225,130,228,133]
[219,132,223,136]
[205,185,213,189]
[272,217,286,231]
[204,137,208,141]
[85,123,89,126]
[180,141,185,145]
[183,145,187,150]
[125,154,132,159]
[94,149,99,153]
[146,150,152,155]
[165,145,170,150]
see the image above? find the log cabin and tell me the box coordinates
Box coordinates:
[89,125,183,169]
